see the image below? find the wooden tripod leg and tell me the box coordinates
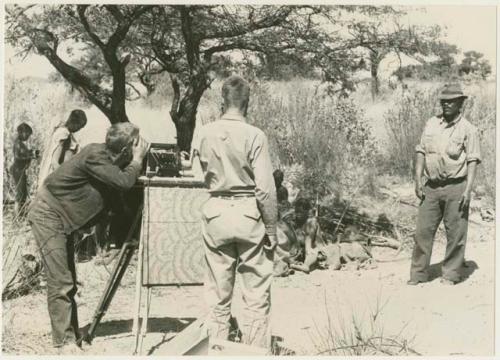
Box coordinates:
[132,229,145,354]
[137,287,152,355]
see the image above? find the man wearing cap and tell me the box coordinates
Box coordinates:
[191,75,277,349]
[408,83,481,286]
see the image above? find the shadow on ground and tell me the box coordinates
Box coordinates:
[80,317,196,339]
[428,260,479,283]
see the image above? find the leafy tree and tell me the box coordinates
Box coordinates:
[6,5,415,150]
[6,4,153,124]
[459,51,492,79]
[345,9,443,99]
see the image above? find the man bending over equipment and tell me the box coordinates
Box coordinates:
[28,123,149,354]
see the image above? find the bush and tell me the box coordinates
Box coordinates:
[248,81,378,198]
[384,88,439,178]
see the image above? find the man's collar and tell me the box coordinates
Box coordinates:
[440,112,463,127]
[220,113,246,122]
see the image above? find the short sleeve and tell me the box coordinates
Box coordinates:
[415,120,429,155]
[53,127,71,143]
[465,125,482,164]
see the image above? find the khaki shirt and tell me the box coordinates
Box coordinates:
[416,114,481,181]
[193,113,278,237]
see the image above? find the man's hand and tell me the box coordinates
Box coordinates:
[180,150,192,170]
[132,136,149,163]
[263,234,277,252]
[459,190,472,211]
[415,181,425,201]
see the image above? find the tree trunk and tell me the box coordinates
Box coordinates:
[170,72,211,152]
[109,61,129,123]
[370,60,380,101]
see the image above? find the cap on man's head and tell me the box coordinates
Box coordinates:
[439,83,468,100]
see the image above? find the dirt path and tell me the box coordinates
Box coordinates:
[3,215,494,356]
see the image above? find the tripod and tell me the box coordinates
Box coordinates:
[77,204,143,346]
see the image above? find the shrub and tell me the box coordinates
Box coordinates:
[248,81,378,198]
[384,87,439,178]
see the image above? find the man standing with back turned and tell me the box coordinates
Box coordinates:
[192,76,278,349]
[409,83,481,286]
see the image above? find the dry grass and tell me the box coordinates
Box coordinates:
[309,291,420,356]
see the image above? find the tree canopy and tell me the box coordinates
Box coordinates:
[6,4,458,150]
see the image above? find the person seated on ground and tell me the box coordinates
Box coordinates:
[281,198,328,274]
[38,109,87,190]
[273,169,293,219]
[10,122,39,219]
[27,122,149,354]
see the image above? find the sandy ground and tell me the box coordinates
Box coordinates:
[2,212,494,356]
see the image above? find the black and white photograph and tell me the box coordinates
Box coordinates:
[1,2,496,356]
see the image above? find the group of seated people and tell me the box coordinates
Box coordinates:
[272,170,329,276]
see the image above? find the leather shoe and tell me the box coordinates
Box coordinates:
[406,279,423,286]
[440,278,457,285]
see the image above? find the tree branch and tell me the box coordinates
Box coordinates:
[200,5,296,41]
[77,5,105,50]
[169,73,181,125]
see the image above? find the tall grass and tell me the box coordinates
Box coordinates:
[247,81,378,199]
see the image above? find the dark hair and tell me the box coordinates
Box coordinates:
[66,109,87,129]
[105,123,139,154]
[277,186,288,203]
[17,122,33,135]
[273,169,284,186]
[222,75,250,112]
[294,198,311,212]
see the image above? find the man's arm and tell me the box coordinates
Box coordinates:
[304,217,320,256]
[415,152,425,200]
[250,132,278,243]
[13,141,33,161]
[85,137,149,191]
[85,156,142,191]
[460,125,482,210]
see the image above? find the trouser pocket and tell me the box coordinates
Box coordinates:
[202,198,265,247]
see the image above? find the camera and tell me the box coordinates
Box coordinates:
[142,143,182,178]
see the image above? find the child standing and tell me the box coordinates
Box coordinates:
[10,122,38,218]
[37,109,87,190]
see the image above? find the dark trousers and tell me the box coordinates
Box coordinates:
[410,180,468,282]
[28,197,80,347]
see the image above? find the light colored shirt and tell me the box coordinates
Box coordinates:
[416,114,481,181]
[193,113,278,237]
[38,126,79,190]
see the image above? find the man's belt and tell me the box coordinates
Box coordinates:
[211,193,255,200]
[427,176,466,187]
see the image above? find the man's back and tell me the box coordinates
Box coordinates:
[41,143,141,233]
[197,115,268,195]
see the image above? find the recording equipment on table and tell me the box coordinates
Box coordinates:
[142,143,182,178]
